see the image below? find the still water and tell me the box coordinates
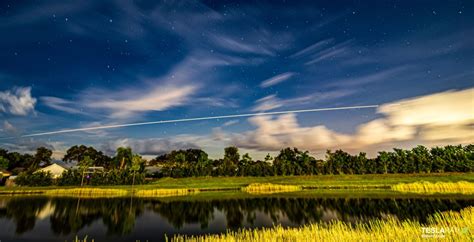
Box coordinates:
[0,193,472,241]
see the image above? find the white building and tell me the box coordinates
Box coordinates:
[36,163,68,178]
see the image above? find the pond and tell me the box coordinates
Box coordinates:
[0,192,473,241]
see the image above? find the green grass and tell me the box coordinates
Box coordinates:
[148,172,474,189]
[1,173,472,197]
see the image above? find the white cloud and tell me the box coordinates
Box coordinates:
[232,114,351,151]
[40,96,83,114]
[0,86,36,116]
[231,88,474,155]
[378,88,473,127]
[260,72,295,88]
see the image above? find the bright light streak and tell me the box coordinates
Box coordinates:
[8,105,378,138]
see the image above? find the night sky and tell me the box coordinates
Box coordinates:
[0,0,473,159]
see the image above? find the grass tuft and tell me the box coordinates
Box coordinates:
[134,188,199,197]
[45,188,128,197]
[392,181,474,194]
[242,183,302,194]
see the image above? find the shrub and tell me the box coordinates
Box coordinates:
[56,170,82,186]
[15,171,53,186]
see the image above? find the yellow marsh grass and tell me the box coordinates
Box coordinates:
[45,188,128,197]
[134,188,199,197]
[392,181,474,194]
[242,183,302,194]
[170,206,474,242]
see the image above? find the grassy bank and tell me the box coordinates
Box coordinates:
[169,206,474,242]
[1,173,472,196]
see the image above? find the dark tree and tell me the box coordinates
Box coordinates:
[30,147,53,170]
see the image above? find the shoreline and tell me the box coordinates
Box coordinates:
[1,172,473,197]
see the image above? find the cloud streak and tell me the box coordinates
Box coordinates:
[260,72,295,88]
[290,38,333,58]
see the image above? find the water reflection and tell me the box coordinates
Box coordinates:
[0,195,472,240]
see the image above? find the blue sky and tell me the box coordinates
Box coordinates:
[0,0,473,159]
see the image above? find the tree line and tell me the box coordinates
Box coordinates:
[150,144,474,177]
[0,144,473,182]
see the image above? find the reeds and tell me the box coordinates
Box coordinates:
[392,181,474,194]
[242,183,302,194]
[170,206,474,242]
[67,235,94,242]
[134,188,199,197]
[45,188,128,197]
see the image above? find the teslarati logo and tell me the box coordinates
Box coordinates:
[421,227,470,238]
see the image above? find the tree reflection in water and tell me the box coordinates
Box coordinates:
[0,196,472,236]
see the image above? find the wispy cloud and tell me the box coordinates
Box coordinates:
[3,121,17,135]
[88,84,197,119]
[326,66,408,88]
[252,90,355,112]
[41,50,251,120]
[290,38,333,58]
[252,95,285,112]
[211,34,275,56]
[40,96,84,114]
[223,120,239,127]
[305,40,353,65]
[260,72,295,88]
[0,86,36,116]
[0,2,93,28]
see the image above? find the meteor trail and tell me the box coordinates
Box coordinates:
[11,105,379,138]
